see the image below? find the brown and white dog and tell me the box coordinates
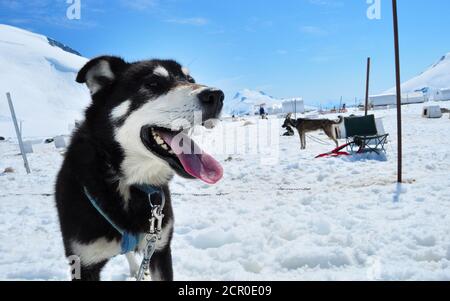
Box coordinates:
[282,113,343,149]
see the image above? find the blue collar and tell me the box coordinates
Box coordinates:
[134,184,163,196]
[83,184,163,254]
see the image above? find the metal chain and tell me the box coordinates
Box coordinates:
[136,191,165,281]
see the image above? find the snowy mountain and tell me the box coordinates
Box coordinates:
[225,89,295,116]
[224,89,317,116]
[385,52,450,94]
[0,24,89,138]
[223,89,280,116]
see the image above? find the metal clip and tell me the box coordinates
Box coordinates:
[154,207,164,226]
[148,189,166,210]
[136,188,166,281]
[149,216,156,235]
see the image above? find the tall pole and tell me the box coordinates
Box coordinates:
[365,57,371,116]
[6,92,31,174]
[392,0,403,183]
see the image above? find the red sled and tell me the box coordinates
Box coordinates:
[315,143,351,158]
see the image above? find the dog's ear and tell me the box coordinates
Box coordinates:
[76,56,128,95]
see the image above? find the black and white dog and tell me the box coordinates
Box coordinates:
[55,56,224,281]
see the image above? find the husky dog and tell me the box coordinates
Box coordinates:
[55,56,224,281]
[281,113,295,136]
[283,113,343,149]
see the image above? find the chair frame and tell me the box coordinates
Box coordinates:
[346,134,389,155]
[344,115,389,155]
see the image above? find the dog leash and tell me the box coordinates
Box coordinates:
[83,187,142,254]
[83,184,165,281]
[306,134,333,146]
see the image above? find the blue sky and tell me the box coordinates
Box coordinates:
[1,0,450,107]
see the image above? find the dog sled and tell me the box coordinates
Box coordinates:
[316,115,389,158]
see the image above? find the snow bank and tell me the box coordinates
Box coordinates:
[0,24,89,138]
[1,102,449,280]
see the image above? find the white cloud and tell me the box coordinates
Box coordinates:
[300,26,328,36]
[165,17,209,26]
[120,0,157,11]
[308,0,344,7]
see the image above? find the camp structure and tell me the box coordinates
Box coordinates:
[422,105,443,119]
[369,92,427,107]
[281,98,305,115]
[434,88,450,102]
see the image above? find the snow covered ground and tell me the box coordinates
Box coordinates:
[0,24,89,138]
[1,102,450,281]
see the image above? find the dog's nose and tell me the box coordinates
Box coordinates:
[198,89,224,117]
[198,89,224,106]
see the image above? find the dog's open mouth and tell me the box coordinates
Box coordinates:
[140,126,223,184]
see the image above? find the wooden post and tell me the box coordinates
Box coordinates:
[392,0,403,183]
[365,57,371,116]
[6,92,31,174]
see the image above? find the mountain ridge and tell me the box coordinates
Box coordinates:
[0,24,89,138]
[385,52,450,94]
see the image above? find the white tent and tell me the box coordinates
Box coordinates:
[369,94,396,107]
[369,92,427,107]
[402,92,428,104]
[282,98,305,114]
[422,106,443,119]
[266,105,283,115]
[434,88,450,102]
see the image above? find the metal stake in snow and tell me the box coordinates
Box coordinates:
[392,0,403,183]
[6,92,31,174]
[365,57,371,116]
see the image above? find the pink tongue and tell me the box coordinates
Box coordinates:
[157,131,223,184]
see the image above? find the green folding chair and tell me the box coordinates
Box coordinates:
[344,115,389,154]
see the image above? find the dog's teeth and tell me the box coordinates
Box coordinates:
[155,137,164,145]
[161,144,169,150]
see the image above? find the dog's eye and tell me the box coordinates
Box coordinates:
[147,82,158,88]
[144,75,170,89]
[187,76,195,84]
